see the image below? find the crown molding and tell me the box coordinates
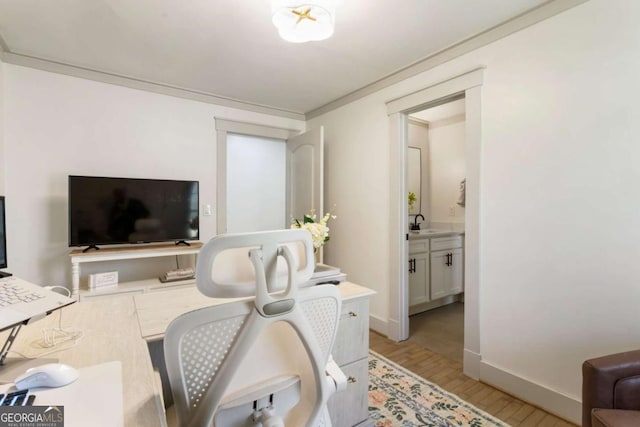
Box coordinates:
[306,0,589,119]
[0,0,588,122]
[1,52,306,121]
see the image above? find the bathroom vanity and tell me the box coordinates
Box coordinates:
[408,230,464,315]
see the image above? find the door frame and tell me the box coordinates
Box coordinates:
[214,118,301,234]
[386,67,484,379]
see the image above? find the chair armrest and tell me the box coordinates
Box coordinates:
[582,350,640,427]
[325,356,347,393]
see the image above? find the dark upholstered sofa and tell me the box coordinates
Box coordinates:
[582,350,640,427]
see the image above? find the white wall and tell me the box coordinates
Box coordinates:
[3,64,303,286]
[428,116,465,224]
[310,0,640,420]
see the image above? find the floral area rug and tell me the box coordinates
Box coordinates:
[368,351,510,426]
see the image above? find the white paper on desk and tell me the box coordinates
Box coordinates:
[28,361,124,427]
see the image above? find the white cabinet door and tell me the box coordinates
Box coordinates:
[409,251,430,306]
[450,249,464,295]
[430,248,463,299]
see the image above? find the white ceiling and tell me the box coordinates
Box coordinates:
[0,0,549,115]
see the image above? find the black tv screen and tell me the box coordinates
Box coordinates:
[69,176,199,247]
[0,196,6,269]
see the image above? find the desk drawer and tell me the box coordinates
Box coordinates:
[327,358,369,427]
[332,298,369,366]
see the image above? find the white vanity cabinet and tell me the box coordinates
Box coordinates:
[408,240,430,306]
[408,233,464,314]
[430,236,464,300]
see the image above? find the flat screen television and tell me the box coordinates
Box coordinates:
[0,196,7,274]
[68,176,199,248]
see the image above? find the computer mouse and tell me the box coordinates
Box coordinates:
[14,363,79,390]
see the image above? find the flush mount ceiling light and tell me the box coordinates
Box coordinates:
[271,1,338,43]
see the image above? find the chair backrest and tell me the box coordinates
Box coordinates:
[164,230,341,427]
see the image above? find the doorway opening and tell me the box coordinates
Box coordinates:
[214,119,324,248]
[407,97,466,363]
[386,67,483,378]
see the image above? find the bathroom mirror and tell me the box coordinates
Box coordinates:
[407,147,421,215]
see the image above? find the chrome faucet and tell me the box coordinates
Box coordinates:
[411,214,425,230]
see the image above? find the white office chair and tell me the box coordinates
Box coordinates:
[164,229,346,427]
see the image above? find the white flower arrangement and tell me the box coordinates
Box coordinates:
[291,209,336,250]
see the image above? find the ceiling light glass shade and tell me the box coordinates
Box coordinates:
[271,1,337,43]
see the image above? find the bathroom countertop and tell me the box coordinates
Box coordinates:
[408,229,465,240]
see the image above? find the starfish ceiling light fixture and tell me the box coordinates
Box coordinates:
[271,1,339,43]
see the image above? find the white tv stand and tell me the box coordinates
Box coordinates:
[70,242,202,300]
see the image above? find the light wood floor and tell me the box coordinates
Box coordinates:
[370,331,577,426]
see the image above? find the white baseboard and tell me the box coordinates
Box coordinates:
[369,314,388,338]
[480,360,581,425]
[463,349,480,379]
[367,316,580,424]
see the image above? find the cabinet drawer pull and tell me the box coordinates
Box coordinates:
[347,376,357,383]
[348,311,358,317]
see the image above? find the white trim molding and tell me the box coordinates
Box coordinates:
[306,0,589,119]
[463,349,481,380]
[480,360,581,424]
[0,0,587,121]
[387,68,483,115]
[2,52,306,121]
[369,314,388,337]
[386,68,484,380]
[1,1,587,121]
[387,111,409,343]
[214,118,300,140]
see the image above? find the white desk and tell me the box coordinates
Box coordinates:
[1,295,164,426]
[0,361,125,427]
[3,282,375,426]
[134,281,372,341]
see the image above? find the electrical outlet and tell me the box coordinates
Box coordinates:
[448,206,456,216]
